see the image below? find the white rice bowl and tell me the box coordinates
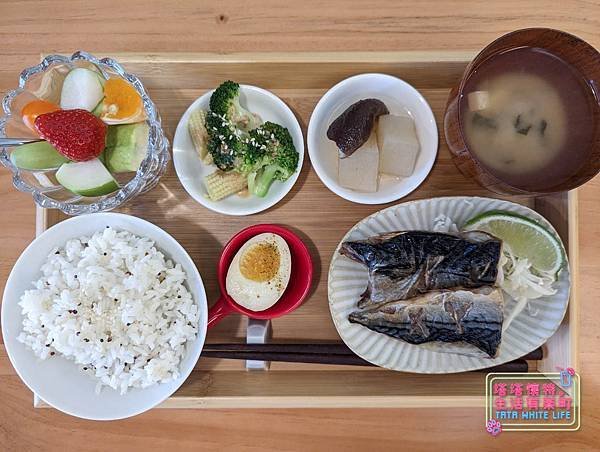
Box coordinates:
[1,213,207,420]
[18,227,198,395]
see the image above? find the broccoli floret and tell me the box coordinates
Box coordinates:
[205,111,243,171]
[209,80,262,131]
[242,122,299,197]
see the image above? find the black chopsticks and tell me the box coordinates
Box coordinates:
[201,343,543,372]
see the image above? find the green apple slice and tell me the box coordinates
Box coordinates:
[10,141,69,170]
[104,122,149,173]
[56,159,119,197]
[91,97,105,117]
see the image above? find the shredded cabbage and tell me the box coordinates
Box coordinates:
[500,246,558,326]
[432,214,459,233]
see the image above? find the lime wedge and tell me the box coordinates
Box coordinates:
[463,210,564,274]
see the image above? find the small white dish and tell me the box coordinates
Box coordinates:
[1,213,208,420]
[173,85,304,216]
[307,73,438,204]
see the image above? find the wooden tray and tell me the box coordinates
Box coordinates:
[35,52,579,409]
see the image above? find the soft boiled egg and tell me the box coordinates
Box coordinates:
[226,233,292,311]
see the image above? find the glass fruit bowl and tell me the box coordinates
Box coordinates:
[0,51,169,215]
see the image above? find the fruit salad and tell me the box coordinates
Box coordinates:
[10,66,149,197]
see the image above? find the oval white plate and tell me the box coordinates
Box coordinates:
[307,73,438,204]
[328,196,570,373]
[173,85,304,216]
[1,213,208,420]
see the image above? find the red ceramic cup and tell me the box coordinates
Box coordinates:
[207,224,313,328]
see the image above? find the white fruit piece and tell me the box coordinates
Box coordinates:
[60,68,105,111]
[56,159,119,197]
[338,129,379,192]
[377,114,420,178]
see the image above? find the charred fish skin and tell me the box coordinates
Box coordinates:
[340,231,502,307]
[348,289,503,357]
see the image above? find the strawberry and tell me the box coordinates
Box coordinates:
[35,109,107,162]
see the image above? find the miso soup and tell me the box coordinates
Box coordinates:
[460,47,595,191]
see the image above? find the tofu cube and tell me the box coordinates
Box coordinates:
[376,114,420,177]
[338,129,379,192]
[467,91,490,112]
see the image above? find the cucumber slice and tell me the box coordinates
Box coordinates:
[60,68,104,111]
[56,159,119,197]
[10,141,69,170]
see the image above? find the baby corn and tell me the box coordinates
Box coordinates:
[205,171,247,201]
[188,109,212,164]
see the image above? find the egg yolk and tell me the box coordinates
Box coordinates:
[239,243,280,282]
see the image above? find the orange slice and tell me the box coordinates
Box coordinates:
[100,78,144,122]
[21,100,60,131]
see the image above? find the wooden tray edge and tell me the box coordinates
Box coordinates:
[35,395,486,409]
[568,190,580,371]
[45,50,478,64]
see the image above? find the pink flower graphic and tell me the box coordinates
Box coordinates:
[567,367,575,376]
[486,419,502,437]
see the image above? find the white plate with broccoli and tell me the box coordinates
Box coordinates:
[173,82,304,216]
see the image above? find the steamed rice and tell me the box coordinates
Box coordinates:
[17,227,198,394]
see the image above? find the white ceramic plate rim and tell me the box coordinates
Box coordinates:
[307,73,438,204]
[1,213,208,420]
[173,84,304,216]
[328,196,571,373]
